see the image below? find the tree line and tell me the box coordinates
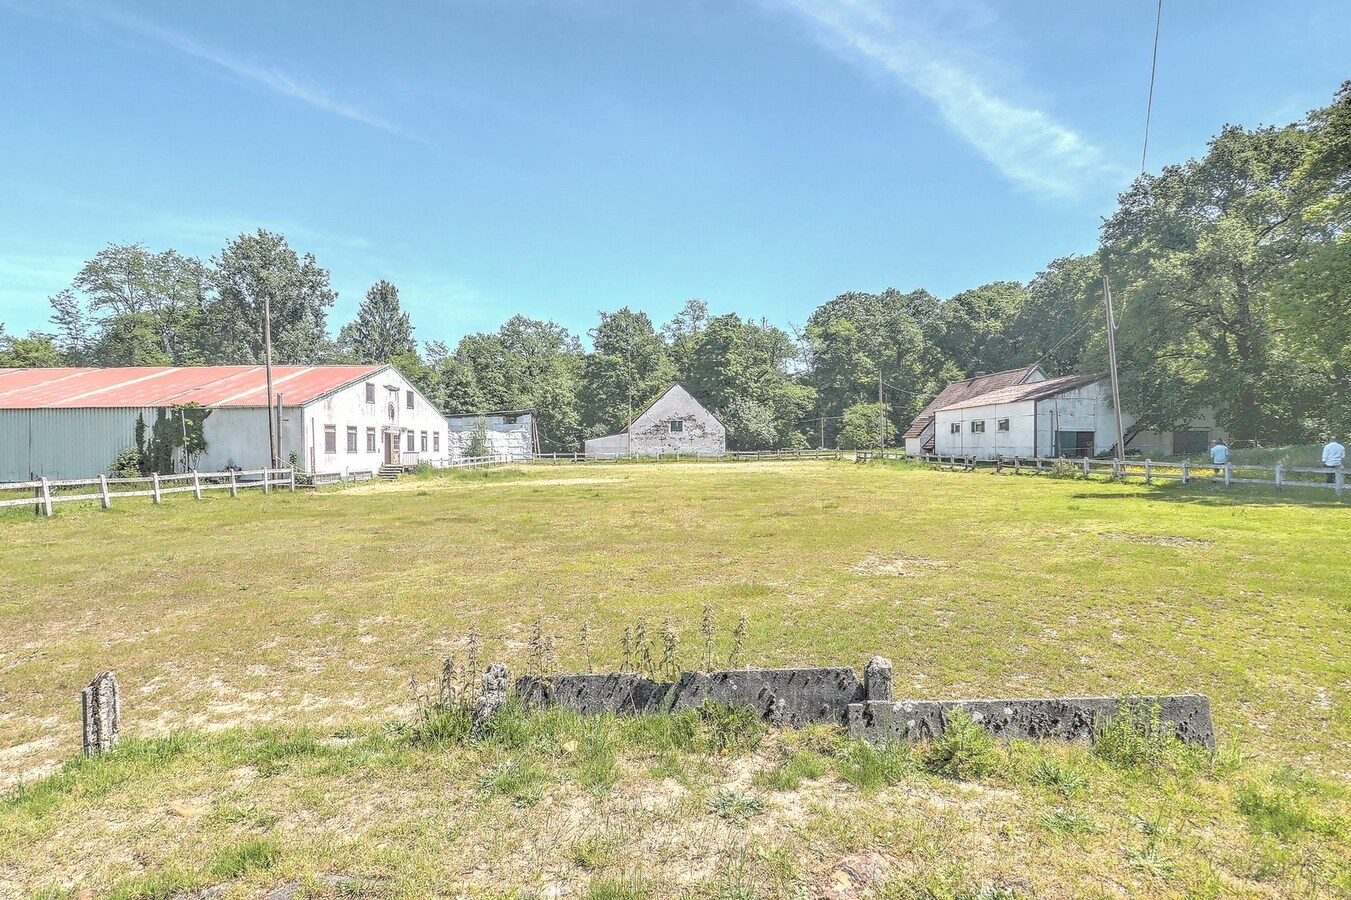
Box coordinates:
[3,83,1347,451]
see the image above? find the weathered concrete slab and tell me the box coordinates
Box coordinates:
[847,695,1214,748]
[517,673,675,715]
[518,666,872,725]
[671,667,865,725]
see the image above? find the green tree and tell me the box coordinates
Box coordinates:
[582,308,674,437]
[339,279,416,363]
[836,402,896,451]
[205,230,336,365]
[0,328,63,367]
[1101,119,1318,440]
[936,281,1031,375]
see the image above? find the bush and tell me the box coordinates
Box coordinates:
[1048,459,1082,479]
[922,709,999,780]
[109,446,143,478]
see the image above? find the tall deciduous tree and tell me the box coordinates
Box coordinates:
[339,280,416,363]
[582,308,674,437]
[206,230,336,365]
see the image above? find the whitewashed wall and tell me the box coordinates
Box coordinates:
[583,433,630,457]
[584,385,725,458]
[446,414,534,460]
[934,400,1040,457]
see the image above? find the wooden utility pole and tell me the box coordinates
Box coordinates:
[1102,277,1126,462]
[877,368,885,454]
[263,293,277,467]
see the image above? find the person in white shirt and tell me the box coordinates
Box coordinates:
[1322,436,1345,484]
[1209,439,1229,475]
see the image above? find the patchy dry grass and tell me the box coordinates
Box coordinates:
[1,460,1348,897]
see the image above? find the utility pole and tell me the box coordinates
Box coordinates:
[877,367,885,454]
[263,293,277,467]
[1102,277,1126,462]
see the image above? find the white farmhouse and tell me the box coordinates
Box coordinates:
[0,364,450,480]
[584,384,726,457]
[446,409,536,460]
[931,373,1228,460]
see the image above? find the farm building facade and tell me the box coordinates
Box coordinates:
[913,370,1229,460]
[0,364,452,480]
[584,384,726,457]
[446,410,538,459]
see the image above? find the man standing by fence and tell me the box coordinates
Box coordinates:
[1209,438,1229,475]
[1322,436,1345,485]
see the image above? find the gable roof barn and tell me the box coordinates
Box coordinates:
[935,372,1108,412]
[0,365,385,410]
[902,365,1045,445]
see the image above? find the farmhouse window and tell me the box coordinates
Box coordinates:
[366,428,377,452]
[405,431,415,451]
[323,425,337,454]
[406,390,415,409]
[971,420,985,433]
[949,423,961,434]
[421,431,428,452]
[346,426,358,453]
[997,418,1010,432]
[433,432,440,452]
[365,382,375,403]
[669,420,684,433]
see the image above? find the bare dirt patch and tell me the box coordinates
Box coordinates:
[851,555,953,576]
[1099,531,1214,548]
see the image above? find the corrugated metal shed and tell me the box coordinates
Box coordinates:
[936,372,1107,411]
[0,365,385,409]
[901,366,1044,440]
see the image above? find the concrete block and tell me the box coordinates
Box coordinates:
[864,656,893,702]
[846,695,1214,749]
[516,673,675,715]
[671,667,864,725]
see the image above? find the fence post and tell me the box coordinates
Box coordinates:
[1013,457,1021,475]
[1336,469,1344,497]
[151,473,162,504]
[1082,457,1090,479]
[1181,459,1190,485]
[1224,462,1232,487]
[98,474,111,509]
[229,469,238,498]
[1144,459,1152,484]
[39,476,53,516]
[289,467,296,492]
[1275,463,1283,492]
[192,470,202,501]
[262,469,271,494]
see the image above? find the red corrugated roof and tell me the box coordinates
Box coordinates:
[902,366,1043,439]
[0,365,387,409]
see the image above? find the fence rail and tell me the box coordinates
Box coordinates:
[529,449,844,463]
[873,452,1346,496]
[0,468,296,515]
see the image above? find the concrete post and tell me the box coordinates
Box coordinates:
[81,671,121,756]
[151,472,161,504]
[98,474,111,509]
[192,470,202,501]
[1224,462,1232,486]
[1275,463,1283,492]
[39,477,53,516]
[229,469,238,498]
[864,656,893,702]
[1181,459,1190,484]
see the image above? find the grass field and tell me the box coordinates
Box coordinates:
[1,461,1347,899]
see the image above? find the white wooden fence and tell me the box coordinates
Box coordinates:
[873,452,1346,496]
[529,449,844,463]
[0,468,297,516]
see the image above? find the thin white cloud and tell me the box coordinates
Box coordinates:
[3,0,409,137]
[768,0,1120,200]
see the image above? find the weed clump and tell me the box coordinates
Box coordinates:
[697,700,764,755]
[922,710,999,780]
[1092,700,1207,775]
[835,740,914,791]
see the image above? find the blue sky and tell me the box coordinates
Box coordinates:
[1,0,1347,347]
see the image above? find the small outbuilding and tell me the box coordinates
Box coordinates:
[445,409,537,459]
[584,384,725,458]
[902,365,1047,456]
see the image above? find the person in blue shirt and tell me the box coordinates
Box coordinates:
[1322,436,1345,484]
[1209,438,1229,475]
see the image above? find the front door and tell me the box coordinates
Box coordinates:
[384,432,400,465]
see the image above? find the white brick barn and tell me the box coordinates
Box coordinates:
[0,364,449,480]
[584,384,726,457]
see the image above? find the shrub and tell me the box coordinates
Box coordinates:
[922,710,999,780]
[1048,459,1082,479]
[1092,700,1207,774]
[109,446,143,478]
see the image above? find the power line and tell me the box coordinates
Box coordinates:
[1141,0,1163,174]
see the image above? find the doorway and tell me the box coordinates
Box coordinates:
[384,432,400,465]
[1055,430,1096,458]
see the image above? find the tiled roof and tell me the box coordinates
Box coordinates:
[936,372,1106,411]
[902,366,1042,439]
[0,365,387,409]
